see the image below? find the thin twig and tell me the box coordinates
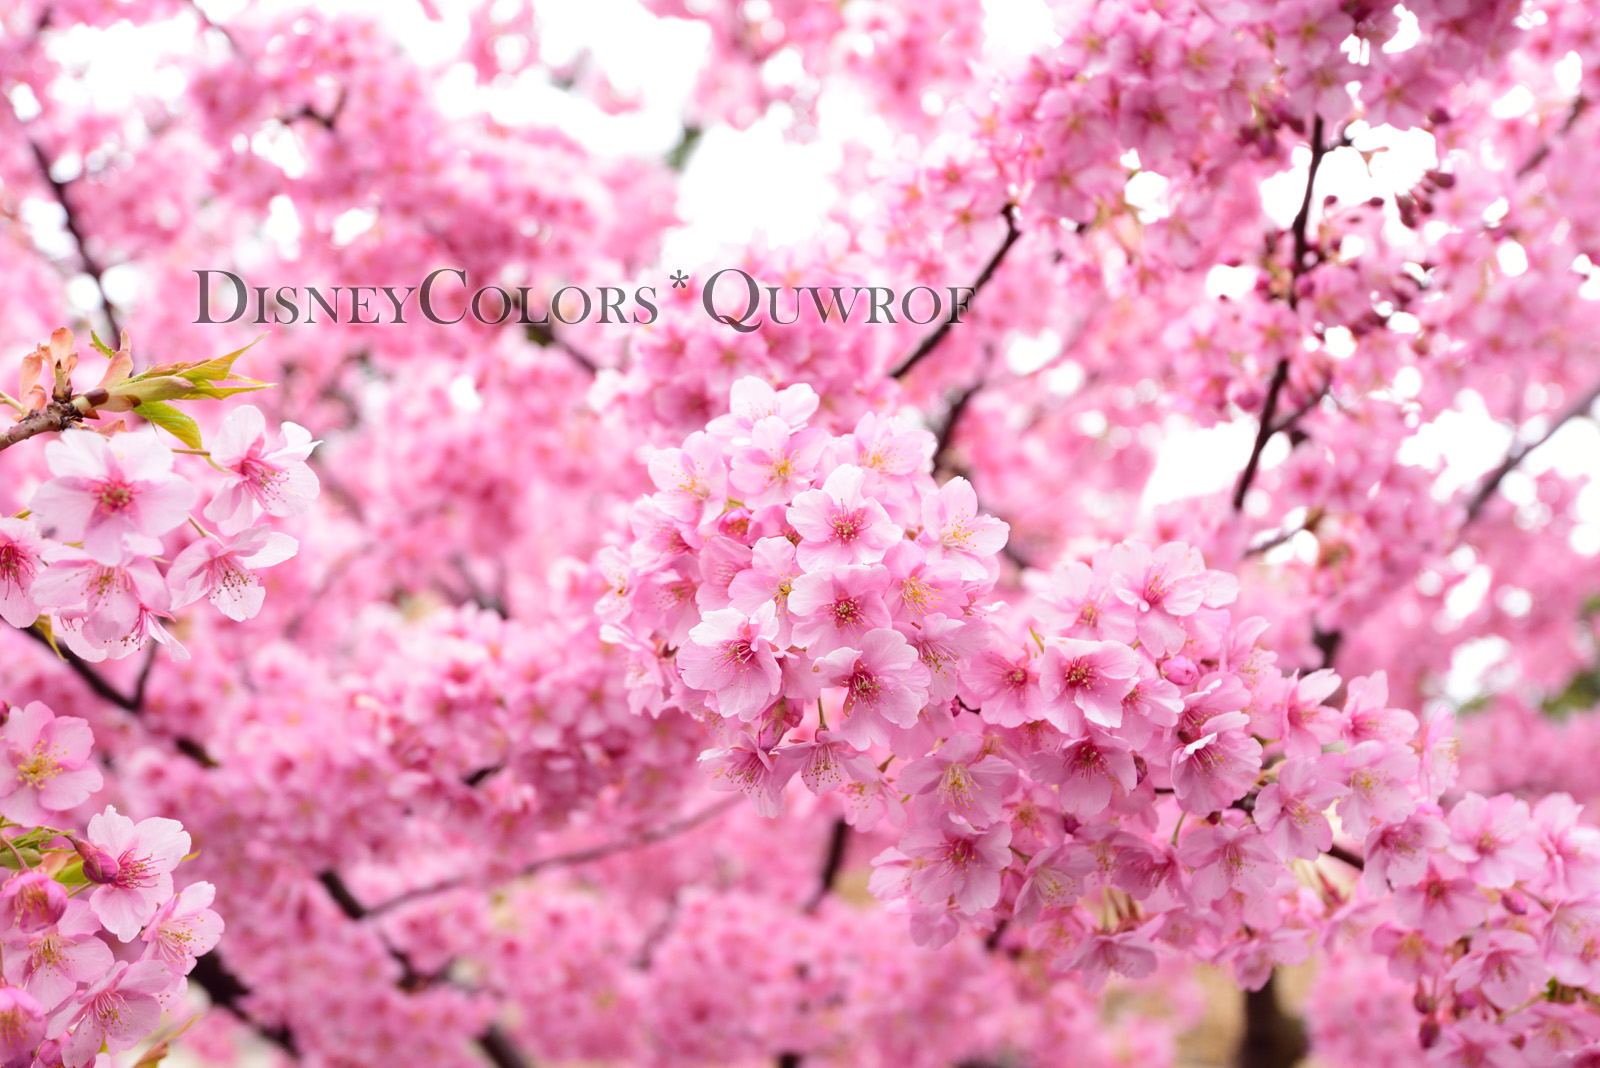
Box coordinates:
[365,796,741,918]
[28,140,121,341]
[1232,358,1291,511]
[890,205,1022,380]
[1233,117,1333,511]
[1463,378,1600,525]
[1516,95,1589,179]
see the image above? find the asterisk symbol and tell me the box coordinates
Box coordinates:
[670,270,688,289]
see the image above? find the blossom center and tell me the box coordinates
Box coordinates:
[92,479,137,516]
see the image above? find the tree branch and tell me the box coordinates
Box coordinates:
[0,402,83,453]
[1232,357,1291,511]
[890,205,1021,381]
[803,817,850,913]
[188,952,299,1056]
[18,625,139,710]
[28,140,122,341]
[1463,378,1600,525]
[365,796,741,918]
[1516,95,1589,179]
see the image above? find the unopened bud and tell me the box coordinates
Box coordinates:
[80,388,109,408]
[34,1039,61,1068]
[1162,656,1199,685]
[1501,889,1528,915]
[1418,1018,1440,1050]
[70,837,119,884]
[1412,985,1433,1014]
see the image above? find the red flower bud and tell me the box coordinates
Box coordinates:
[70,838,119,885]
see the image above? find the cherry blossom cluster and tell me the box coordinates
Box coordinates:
[608,378,1600,1062]
[0,699,219,1068]
[1,329,318,662]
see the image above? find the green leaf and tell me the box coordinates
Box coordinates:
[89,332,118,360]
[139,401,204,449]
[53,857,88,887]
[179,379,272,400]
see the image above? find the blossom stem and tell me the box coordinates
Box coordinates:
[0,831,30,871]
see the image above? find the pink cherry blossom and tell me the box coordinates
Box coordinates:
[898,813,1012,914]
[1393,864,1490,943]
[84,808,191,942]
[1253,758,1346,860]
[1170,710,1262,815]
[0,703,103,825]
[1337,740,1421,831]
[1013,844,1098,924]
[167,524,299,621]
[30,431,194,565]
[0,986,44,1065]
[0,872,66,934]
[3,900,115,1012]
[139,881,223,975]
[813,628,930,750]
[917,476,1008,581]
[1178,822,1283,904]
[728,418,825,507]
[1029,734,1137,819]
[0,519,45,628]
[786,565,892,655]
[1038,636,1140,730]
[786,465,899,570]
[677,603,784,721]
[1447,793,1544,890]
[898,732,1018,826]
[203,404,320,535]
[57,959,172,1067]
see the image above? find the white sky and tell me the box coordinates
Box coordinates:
[31,0,1600,659]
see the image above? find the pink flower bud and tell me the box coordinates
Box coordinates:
[1412,986,1432,1015]
[34,1038,61,1068]
[1501,889,1528,915]
[1418,1018,1440,1050]
[1162,656,1199,685]
[70,837,119,884]
[0,872,66,932]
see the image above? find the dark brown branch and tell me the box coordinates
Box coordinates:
[188,952,299,1056]
[803,817,850,913]
[1236,972,1307,1068]
[478,1025,533,1068]
[1288,116,1328,302]
[19,625,138,710]
[1325,842,1364,870]
[1232,358,1291,511]
[316,871,534,1068]
[0,402,82,453]
[285,87,346,131]
[1463,378,1600,525]
[1233,117,1335,512]
[15,624,218,763]
[890,205,1021,381]
[932,380,984,479]
[28,140,121,341]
